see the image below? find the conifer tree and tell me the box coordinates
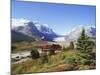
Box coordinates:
[76,28,93,53]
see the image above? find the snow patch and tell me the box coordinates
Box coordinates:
[53,36,66,41]
[12,18,30,28]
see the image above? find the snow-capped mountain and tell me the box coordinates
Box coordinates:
[13,21,43,38]
[36,24,55,34]
[12,20,59,41]
[12,18,96,42]
[65,25,96,42]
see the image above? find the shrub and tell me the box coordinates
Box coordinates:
[65,56,80,70]
[30,49,40,59]
[81,59,96,66]
[89,52,96,60]
[65,56,80,65]
[11,45,16,52]
[65,41,74,51]
[76,53,93,60]
[40,52,48,64]
[61,55,66,60]
[60,53,66,60]
[62,47,67,51]
[69,41,74,49]
[49,49,55,55]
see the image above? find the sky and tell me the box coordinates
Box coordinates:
[12,0,96,34]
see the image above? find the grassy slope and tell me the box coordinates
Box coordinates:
[11,49,96,75]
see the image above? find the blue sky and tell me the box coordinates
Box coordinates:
[12,0,96,34]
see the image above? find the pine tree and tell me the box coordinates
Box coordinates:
[76,28,94,53]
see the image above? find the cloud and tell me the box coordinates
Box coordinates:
[11,18,30,28]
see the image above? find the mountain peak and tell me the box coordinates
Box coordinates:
[26,21,36,27]
[65,25,96,42]
[12,18,59,41]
